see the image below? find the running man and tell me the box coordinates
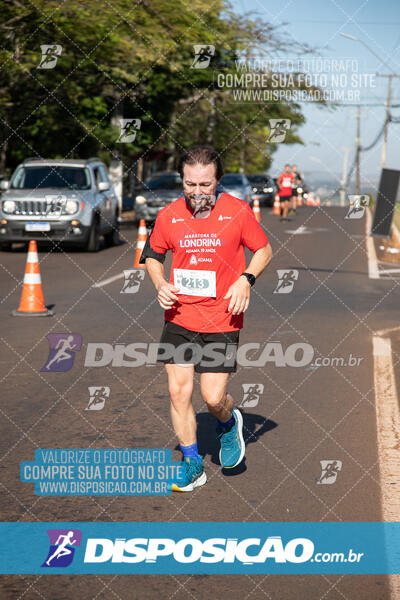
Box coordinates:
[45,335,77,371]
[141,145,272,492]
[290,164,302,217]
[45,531,77,566]
[277,163,294,222]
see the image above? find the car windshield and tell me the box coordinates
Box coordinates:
[220,174,244,186]
[11,166,91,190]
[144,175,182,191]
[247,175,267,183]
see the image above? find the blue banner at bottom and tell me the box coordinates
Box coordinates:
[0,522,399,574]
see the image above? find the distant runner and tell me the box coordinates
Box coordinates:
[290,164,303,217]
[277,163,294,222]
[141,145,272,492]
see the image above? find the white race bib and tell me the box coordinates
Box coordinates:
[282,177,292,187]
[173,268,216,298]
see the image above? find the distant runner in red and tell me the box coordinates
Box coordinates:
[277,163,294,222]
[141,145,272,492]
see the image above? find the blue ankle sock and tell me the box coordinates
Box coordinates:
[217,415,235,429]
[180,442,200,463]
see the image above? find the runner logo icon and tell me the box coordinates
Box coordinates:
[42,529,82,568]
[316,460,342,484]
[86,386,110,411]
[121,270,145,294]
[117,119,141,143]
[267,119,291,143]
[240,383,264,408]
[41,333,82,372]
[190,45,215,69]
[37,45,62,69]
[345,195,369,219]
[274,270,299,294]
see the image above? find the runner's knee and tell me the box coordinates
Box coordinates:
[168,379,193,406]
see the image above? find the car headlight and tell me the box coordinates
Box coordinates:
[303,193,308,198]
[297,187,303,193]
[252,187,257,192]
[2,199,16,213]
[136,195,146,204]
[65,199,79,214]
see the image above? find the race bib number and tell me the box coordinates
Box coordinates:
[173,268,216,298]
[282,177,292,187]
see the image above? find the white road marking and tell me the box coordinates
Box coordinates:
[378,268,400,275]
[285,225,311,234]
[365,208,380,279]
[92,272,125,288]
[372,333,400,597]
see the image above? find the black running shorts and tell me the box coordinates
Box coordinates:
[158,321,240,373]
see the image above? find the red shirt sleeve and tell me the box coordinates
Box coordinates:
[240,202,269,252]
[148,209,171,254]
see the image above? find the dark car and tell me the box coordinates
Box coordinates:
[247,174,276,207]
[219,173,252,205]
[134,171,183,222]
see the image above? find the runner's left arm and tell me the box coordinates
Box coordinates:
[224,203,272,315]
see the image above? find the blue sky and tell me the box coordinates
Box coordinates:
[230,0,400,189]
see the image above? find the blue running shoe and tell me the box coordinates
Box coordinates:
[217,408,245,468]
[170,456,207,492]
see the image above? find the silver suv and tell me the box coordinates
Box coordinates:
[0,157,120,251]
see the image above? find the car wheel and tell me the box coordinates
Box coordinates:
[86,215,101,252]
[104,213,120,247]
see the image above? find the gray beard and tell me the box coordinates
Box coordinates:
[184,193,217,219]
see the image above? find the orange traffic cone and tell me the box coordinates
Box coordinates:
[252,197,261,223]
[273,194,281,215]
[12,240,53,317]
[315,196,321,206]
[134,219,147,268]
[297,195,303,207]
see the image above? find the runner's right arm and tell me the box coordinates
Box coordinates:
[139,212,180,309]
[146,259,180,309]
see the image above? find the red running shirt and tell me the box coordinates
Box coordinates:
[148,193,269,332]
[278,172,294,197]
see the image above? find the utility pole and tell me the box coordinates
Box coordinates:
[339,146,350,206]
[356,105,361,195]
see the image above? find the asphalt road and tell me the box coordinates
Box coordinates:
[0,205,398,599]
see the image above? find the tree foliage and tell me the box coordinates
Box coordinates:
[0,0,318,176]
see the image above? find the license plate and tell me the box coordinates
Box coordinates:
[173,268,216,298]
[25,222,51,232]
